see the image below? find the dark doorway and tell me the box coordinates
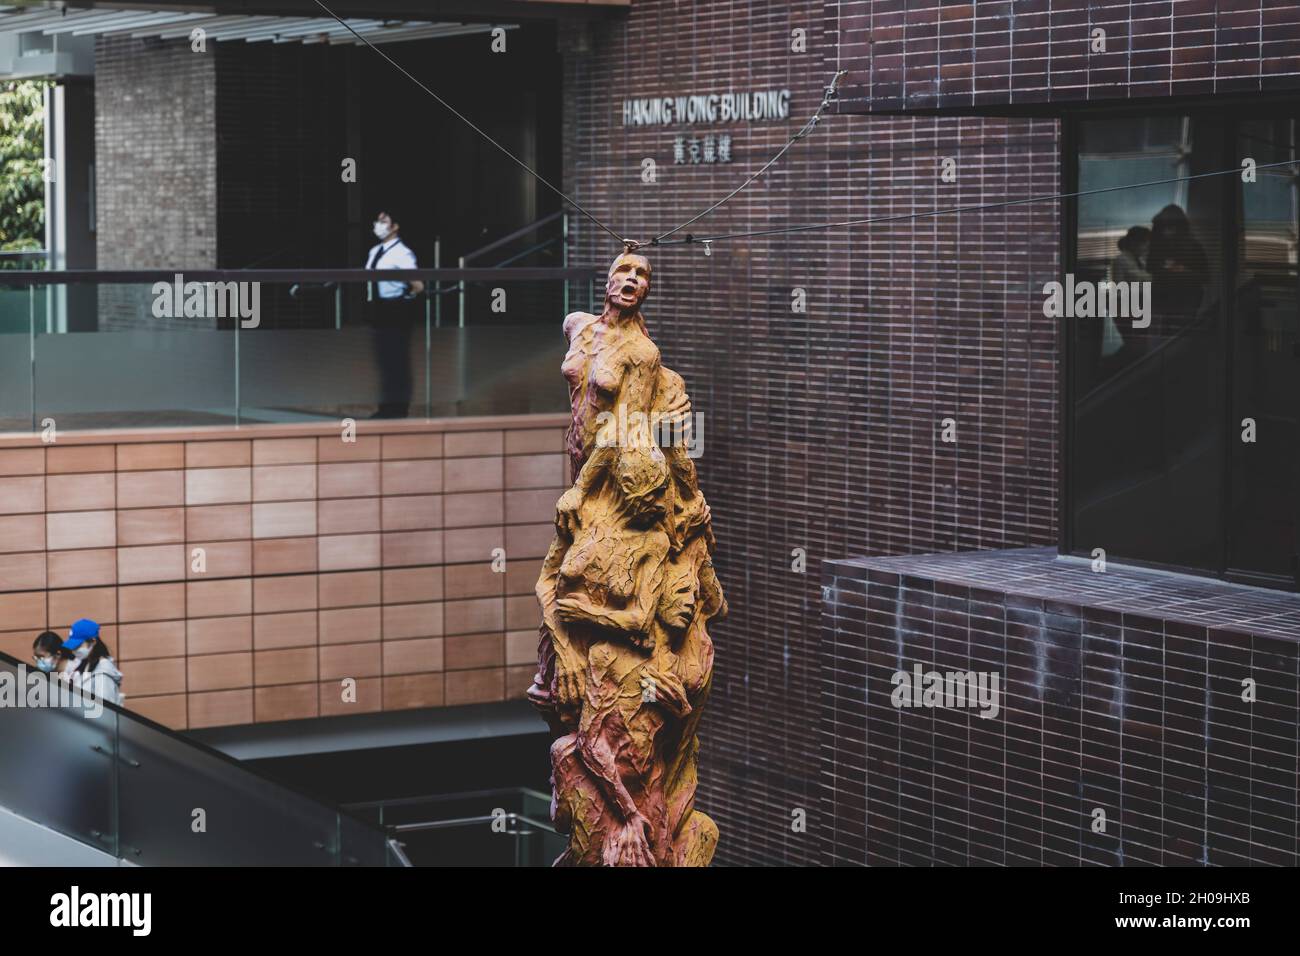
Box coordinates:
[215,22,563,283]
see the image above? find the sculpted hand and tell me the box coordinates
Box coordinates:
[553,645,585,711]
[660,390,691,425]
[685,500,712,535]
[555,595,592,625]
[555,487,582,538]
[641,666,691,717]
[602,812,655,867]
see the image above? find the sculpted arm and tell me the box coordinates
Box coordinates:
[575,654,655,866]
[556,546,666,646]
[577,670,640,822]
[555,443,615,537]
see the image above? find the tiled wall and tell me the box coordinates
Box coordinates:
[0,416,568,731]
[94,35,218,331]
[820,549,1300,867]
[835,0,1300,113]
[562,0,1059,864]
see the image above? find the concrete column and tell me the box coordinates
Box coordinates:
[44,80,96,332]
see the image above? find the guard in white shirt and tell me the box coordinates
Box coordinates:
[366,210,425,418]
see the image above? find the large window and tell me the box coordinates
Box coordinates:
[1065,105,1299,589]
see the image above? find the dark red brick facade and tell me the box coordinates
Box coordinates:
[561,0,1060,864]
[820,549,1300,867]
[836,0,1300,113]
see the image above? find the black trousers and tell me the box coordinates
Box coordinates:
[369,296,417,418]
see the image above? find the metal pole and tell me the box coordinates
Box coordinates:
[561,212,569,317]
[110,715,121,861]
[425,238,435,419]
[433,237,441,329]
[334,283,342,331]
[457,255,466,328]
[28,285,36,432]
[234,315,241,427]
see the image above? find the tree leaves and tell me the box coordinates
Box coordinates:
[0,80,46,253]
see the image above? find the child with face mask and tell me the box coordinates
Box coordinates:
[32,630,74,678]
[61,619,124,706]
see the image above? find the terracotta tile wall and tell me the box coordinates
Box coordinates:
[0,416,568,731]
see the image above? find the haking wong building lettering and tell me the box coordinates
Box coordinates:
[621,89,791,127]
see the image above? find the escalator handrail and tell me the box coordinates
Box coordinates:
[1076,302,1219,408]
[0,646,391,844]
[343,785,552,812]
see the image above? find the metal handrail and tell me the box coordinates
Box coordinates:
[461,210,566,265]
[493,236,565,269]
[0,266,597,285]
[457,212,571,327]
[393,813,553,834]
[387,838,414,867]
[344,785,551,812]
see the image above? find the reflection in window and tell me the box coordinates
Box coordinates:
[1070,115,1226,575]
[1068,108,1300,588]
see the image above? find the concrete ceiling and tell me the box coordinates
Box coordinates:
[0,4,527,45]
[0,0,626,30]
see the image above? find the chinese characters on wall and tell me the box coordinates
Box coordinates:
[674,133,733,165]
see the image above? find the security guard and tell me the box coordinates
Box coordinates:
[366,210,424,418]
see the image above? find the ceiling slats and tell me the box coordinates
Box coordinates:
[0,5,509,46]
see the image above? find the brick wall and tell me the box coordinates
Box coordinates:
[835,0,1300,113]
[94,37,217,330]
[820,549,1300,867]
[0,416,567,731]
[562,0,1059,864]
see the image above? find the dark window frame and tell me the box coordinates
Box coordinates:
[1059,100,1300,592]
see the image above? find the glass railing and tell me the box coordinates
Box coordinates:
[0,648,400,866]
[0,267,600,432]
[346,787,565,866]
[0,249,48,271]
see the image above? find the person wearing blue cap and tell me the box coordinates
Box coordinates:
[62,619,123,706]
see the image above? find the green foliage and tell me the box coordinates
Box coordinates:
[0,80,46,252]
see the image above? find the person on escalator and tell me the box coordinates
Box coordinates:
[32,630,75,680]
[1099,226,1152,372]
[1147,204,1207,335]
[62,618,124,706]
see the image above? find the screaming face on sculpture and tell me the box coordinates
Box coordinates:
[530,253,725,866]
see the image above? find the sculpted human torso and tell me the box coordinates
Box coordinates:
[562,309,660,475]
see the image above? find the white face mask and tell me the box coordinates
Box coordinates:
[373,221,390,240]
[74,643,92,661]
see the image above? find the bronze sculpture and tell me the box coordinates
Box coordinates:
[529,252,725,866]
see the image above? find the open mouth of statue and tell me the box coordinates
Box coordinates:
[619,283,637,297]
